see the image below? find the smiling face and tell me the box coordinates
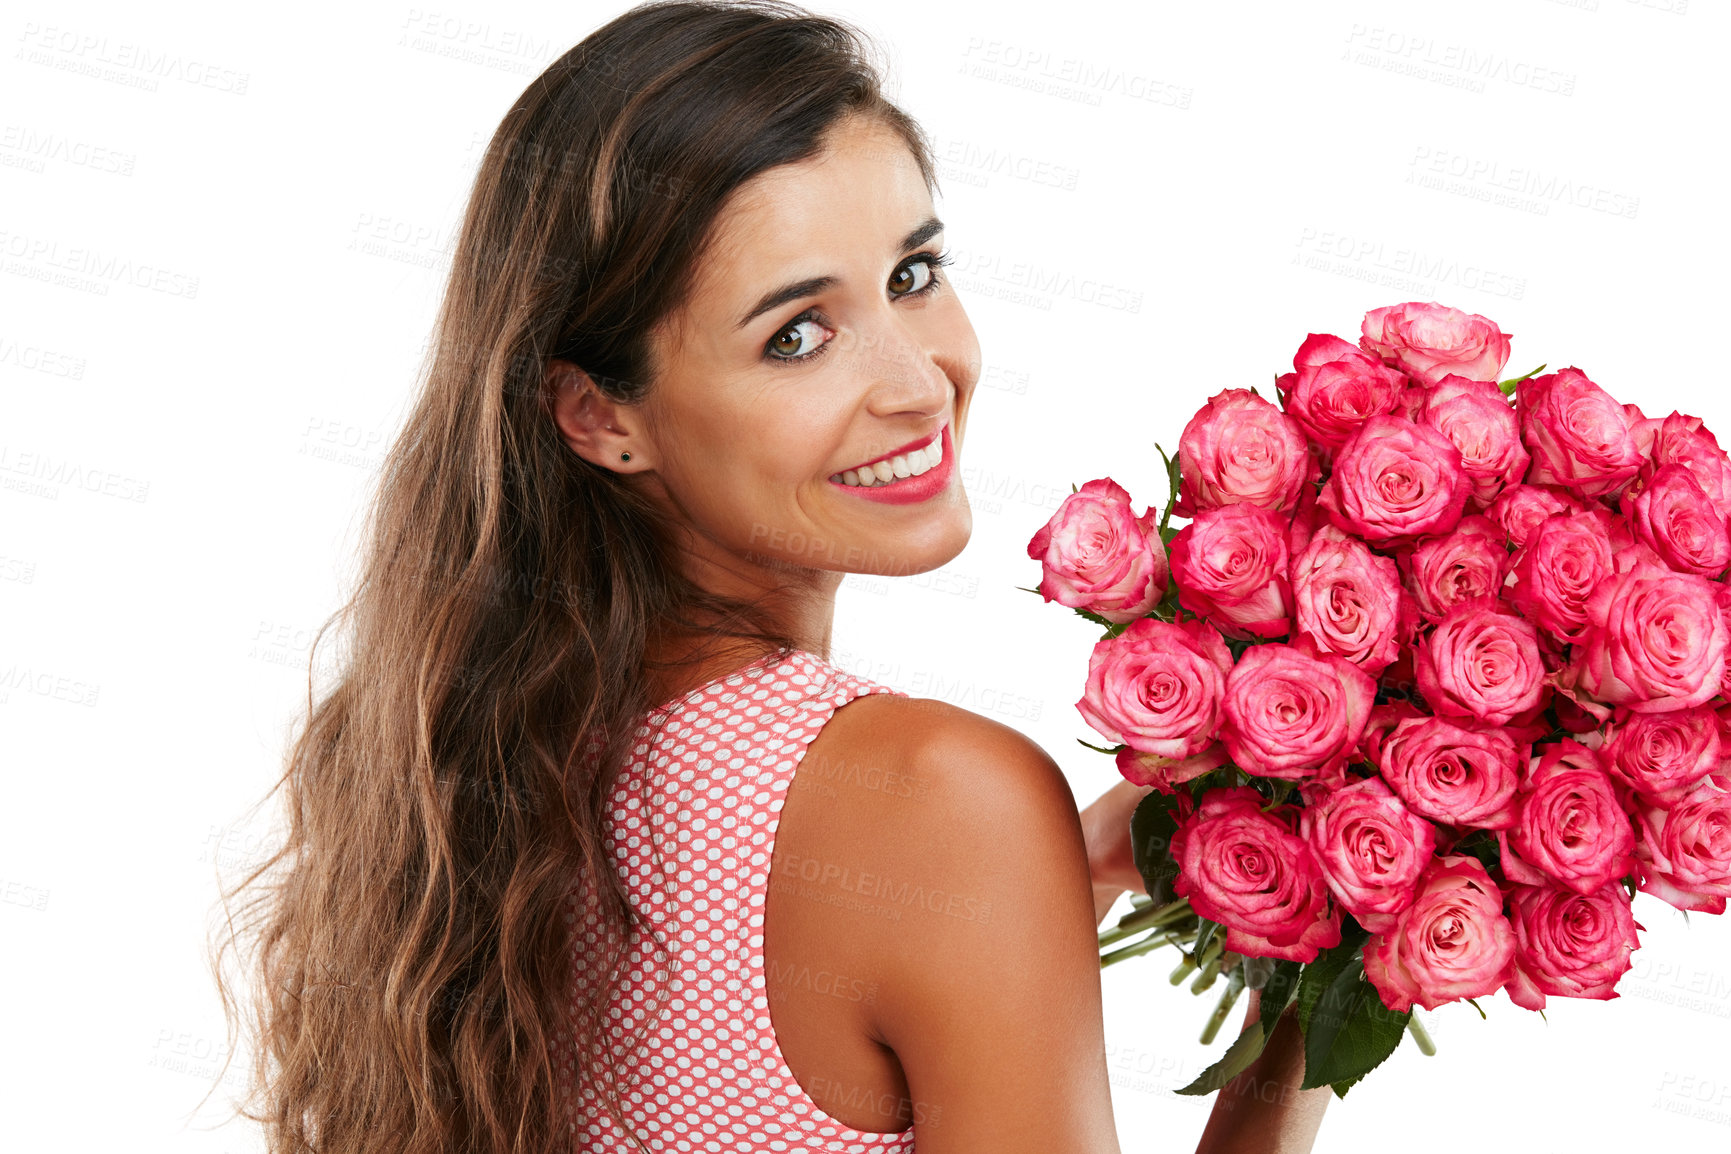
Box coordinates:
[557,113,980,604]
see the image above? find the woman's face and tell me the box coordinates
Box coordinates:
[597,114,980,589]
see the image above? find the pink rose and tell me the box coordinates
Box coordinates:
[1300,775,1438,932]
[1361,302,1512,387]
[1570,562,1730,713]
[1077,617,1233,761]
[1415,599,1549,726]
[1276,333,1411,457]
[1629,411,1731,521]
[1363,855,1516,1013]
[1319,414,1471,548]
[1623,464,1731,578]
[1220,638,1377,782]
[1499,741,1637,895]
[1421,375,1530,508]
[1373,714,1523,829]
[1172,786,1343,963]
[1174,388,1315,516]
[1518,368,1645,498]
[1485,485,1583,549]
[1168,504,1293,639]
[1402,515,1510,624]
[1506,510,1618,641]
[1290,524,1414,674]
[1634,773,1731,914]
[1602,706,1722,806]
[1504,882,1640,1011]
[1027,477,1168,623]
[1116,743,1228,795]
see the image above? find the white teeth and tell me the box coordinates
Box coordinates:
[830,430,947,487]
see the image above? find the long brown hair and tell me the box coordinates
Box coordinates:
[211,4,938,1151]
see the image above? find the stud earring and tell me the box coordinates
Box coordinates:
[620,451,631,462]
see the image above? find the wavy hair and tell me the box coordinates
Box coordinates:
[210,3,937,1151]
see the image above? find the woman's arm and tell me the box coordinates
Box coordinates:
[1195,990,1333,1154]
[1079,778,1156,924]
[1080,779,1333,1152]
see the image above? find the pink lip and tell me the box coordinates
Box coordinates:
[842,426,943,474]
[828,423,956,506]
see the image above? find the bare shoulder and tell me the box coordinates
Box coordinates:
[786,692,1118,1151]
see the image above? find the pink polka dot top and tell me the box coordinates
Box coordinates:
[561,647,920,1152]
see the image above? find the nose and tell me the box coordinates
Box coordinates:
[859,315,951,419]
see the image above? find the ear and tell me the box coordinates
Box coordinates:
[545,360,651,472]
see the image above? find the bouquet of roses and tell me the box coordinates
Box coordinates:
[1025,300,1731,1097]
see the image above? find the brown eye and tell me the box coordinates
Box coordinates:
[767,317,826,360]
[888,258,934,297]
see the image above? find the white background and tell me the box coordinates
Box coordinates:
[3,0,1728,1150]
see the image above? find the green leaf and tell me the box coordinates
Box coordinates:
[1071,604,1116,629]
[1299,956,1411,1091]
[1192,918,1223,965]
[1155,442,1183,537]
[1071,481,1079,494]
[1331,1072,1368,1098]
[1174,1019,1269,1096]
[1295,931,1367,1033]
[1129,790,1183,900]
[1258,958,1304,1038]
[1075,738,1125,756]
[1497,363,1546,397]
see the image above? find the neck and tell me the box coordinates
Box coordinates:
[641,530,846,706]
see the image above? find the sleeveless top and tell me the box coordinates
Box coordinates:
[561,648,920,1153]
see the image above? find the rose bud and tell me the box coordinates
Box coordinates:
[1171,785,1342,963]
[1168,503,1293,639]
[1485,484,1585,549]
[1569,562,1730,713]
[1027,477,1168,623]
[1300,775,1438,932]
[1319,414,1471,548]
[1372,714,1523,829]
[1116,743,1228,796]
[1360,301,1512,387]
[1276,333,1410,458]
[1414,598,1549,726]
[1623,463,1731,578]
[1601,706,1722,807]
[1518,367,1646,498]
[1290,524,1414,674]
[1634,772,1731,914]
[1077,617,1233,763]
[1174,388,1315,516]
[1505,509,1619,641]
[1402,515,1510,624]
[1221,637,1378,782]
[1421,374,1530,508]
[1363,854,1517,1013]
[1504,881,1640,1011]
[1498,741,1638,896]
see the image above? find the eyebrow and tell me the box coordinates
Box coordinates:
[733,216,946,331]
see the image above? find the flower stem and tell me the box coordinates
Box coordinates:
[1199,967,1247,1045]
[1097,897,1194,948]
[1189,942,1226,994]
[1099,928,1187,969]
[1407,1013,1437,1056]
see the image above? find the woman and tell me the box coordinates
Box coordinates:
[216,2,1330,1151]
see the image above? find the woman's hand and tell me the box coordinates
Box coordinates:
[1077,778,1155,925]
[1194,988,1333,1154]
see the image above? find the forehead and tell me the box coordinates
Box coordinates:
[683,115,933,308]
